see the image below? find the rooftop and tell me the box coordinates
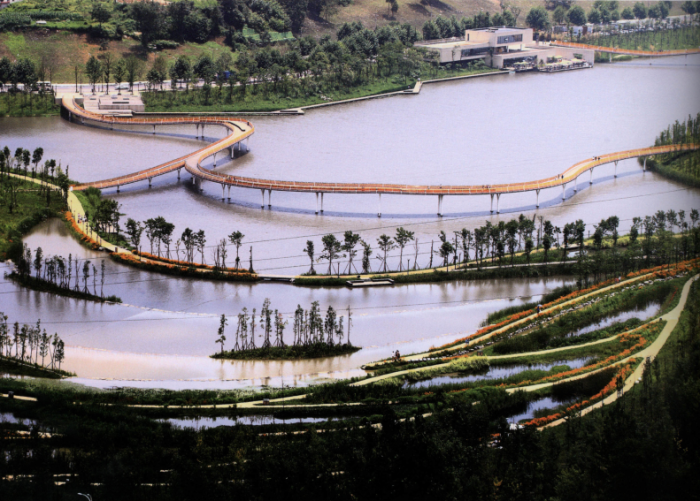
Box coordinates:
[471,27,529,33]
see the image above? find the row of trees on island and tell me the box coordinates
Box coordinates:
[14,245,113,300]
[125,217,252,272]
[303,217,576,276]
[0,314,65,371]
[118,206,699,279]
[215,299,353,354]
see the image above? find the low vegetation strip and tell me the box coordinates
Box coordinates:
[523,358,640,427]
[212,343,359,360]
[0,355,73,379]
[7,272,122,304]
[398,357,489,384]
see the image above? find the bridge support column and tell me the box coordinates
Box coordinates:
[201,124,204,139]
[536,189,540,208]
[490,193,494,214]
[377,193,381,218]
[496,193,501,214]
[227,186,231,201]
[315,193,320,214]
[230,146,234,159]
[590,168,594,185]
[614,160,618,178]
[643,157,647,172]
[609,52,612,63]
[148,178,152,188]
[574,176,578,192]
[213,153,217,168]
[267,190,272,208]
[117,185,120,194]
[153,125,156,135]
[320,193,324,213]
[261,189,265,209]
[562,183,566,201]
[177,168,181,180]
[221,184,226,200]
[437,195,443,217]
[246,138,249,151]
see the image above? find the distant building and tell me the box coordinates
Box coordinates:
[0,0,22,10]
[414,26,594,69]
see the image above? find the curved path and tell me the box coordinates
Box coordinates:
[63,95,255,194]
[62,95,698,215]
[542,273,698,428]
[553,41,700,57]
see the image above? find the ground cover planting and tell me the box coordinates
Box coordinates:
[522,358,641,427]
[488,277,678,355]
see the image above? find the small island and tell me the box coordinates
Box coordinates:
[210,299,360,360]
[212,342,360,361]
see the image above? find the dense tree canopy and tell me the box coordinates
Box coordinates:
[526,6,551,31]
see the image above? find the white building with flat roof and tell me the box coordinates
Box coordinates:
[415,26,594,69]
[415,27,533,65]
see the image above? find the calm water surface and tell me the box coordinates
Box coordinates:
[0,56,698,387]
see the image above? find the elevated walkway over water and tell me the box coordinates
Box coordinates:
[62,94,698,217]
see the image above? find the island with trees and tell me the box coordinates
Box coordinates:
[211,299,359,360]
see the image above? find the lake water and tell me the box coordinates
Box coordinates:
[405,357,591,388]
[164,414,346,430]
[0,55,698,388]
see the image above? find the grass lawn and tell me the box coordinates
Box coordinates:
[143,78,414,112]
[0,91,60,116]
[143,66,497,113]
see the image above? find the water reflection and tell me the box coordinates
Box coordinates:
[164,415,347,429]
[406,358,591,388]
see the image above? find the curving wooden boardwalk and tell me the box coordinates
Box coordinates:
[64,94,255,193]
[553,41,700,57]
[63,95,698,216]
